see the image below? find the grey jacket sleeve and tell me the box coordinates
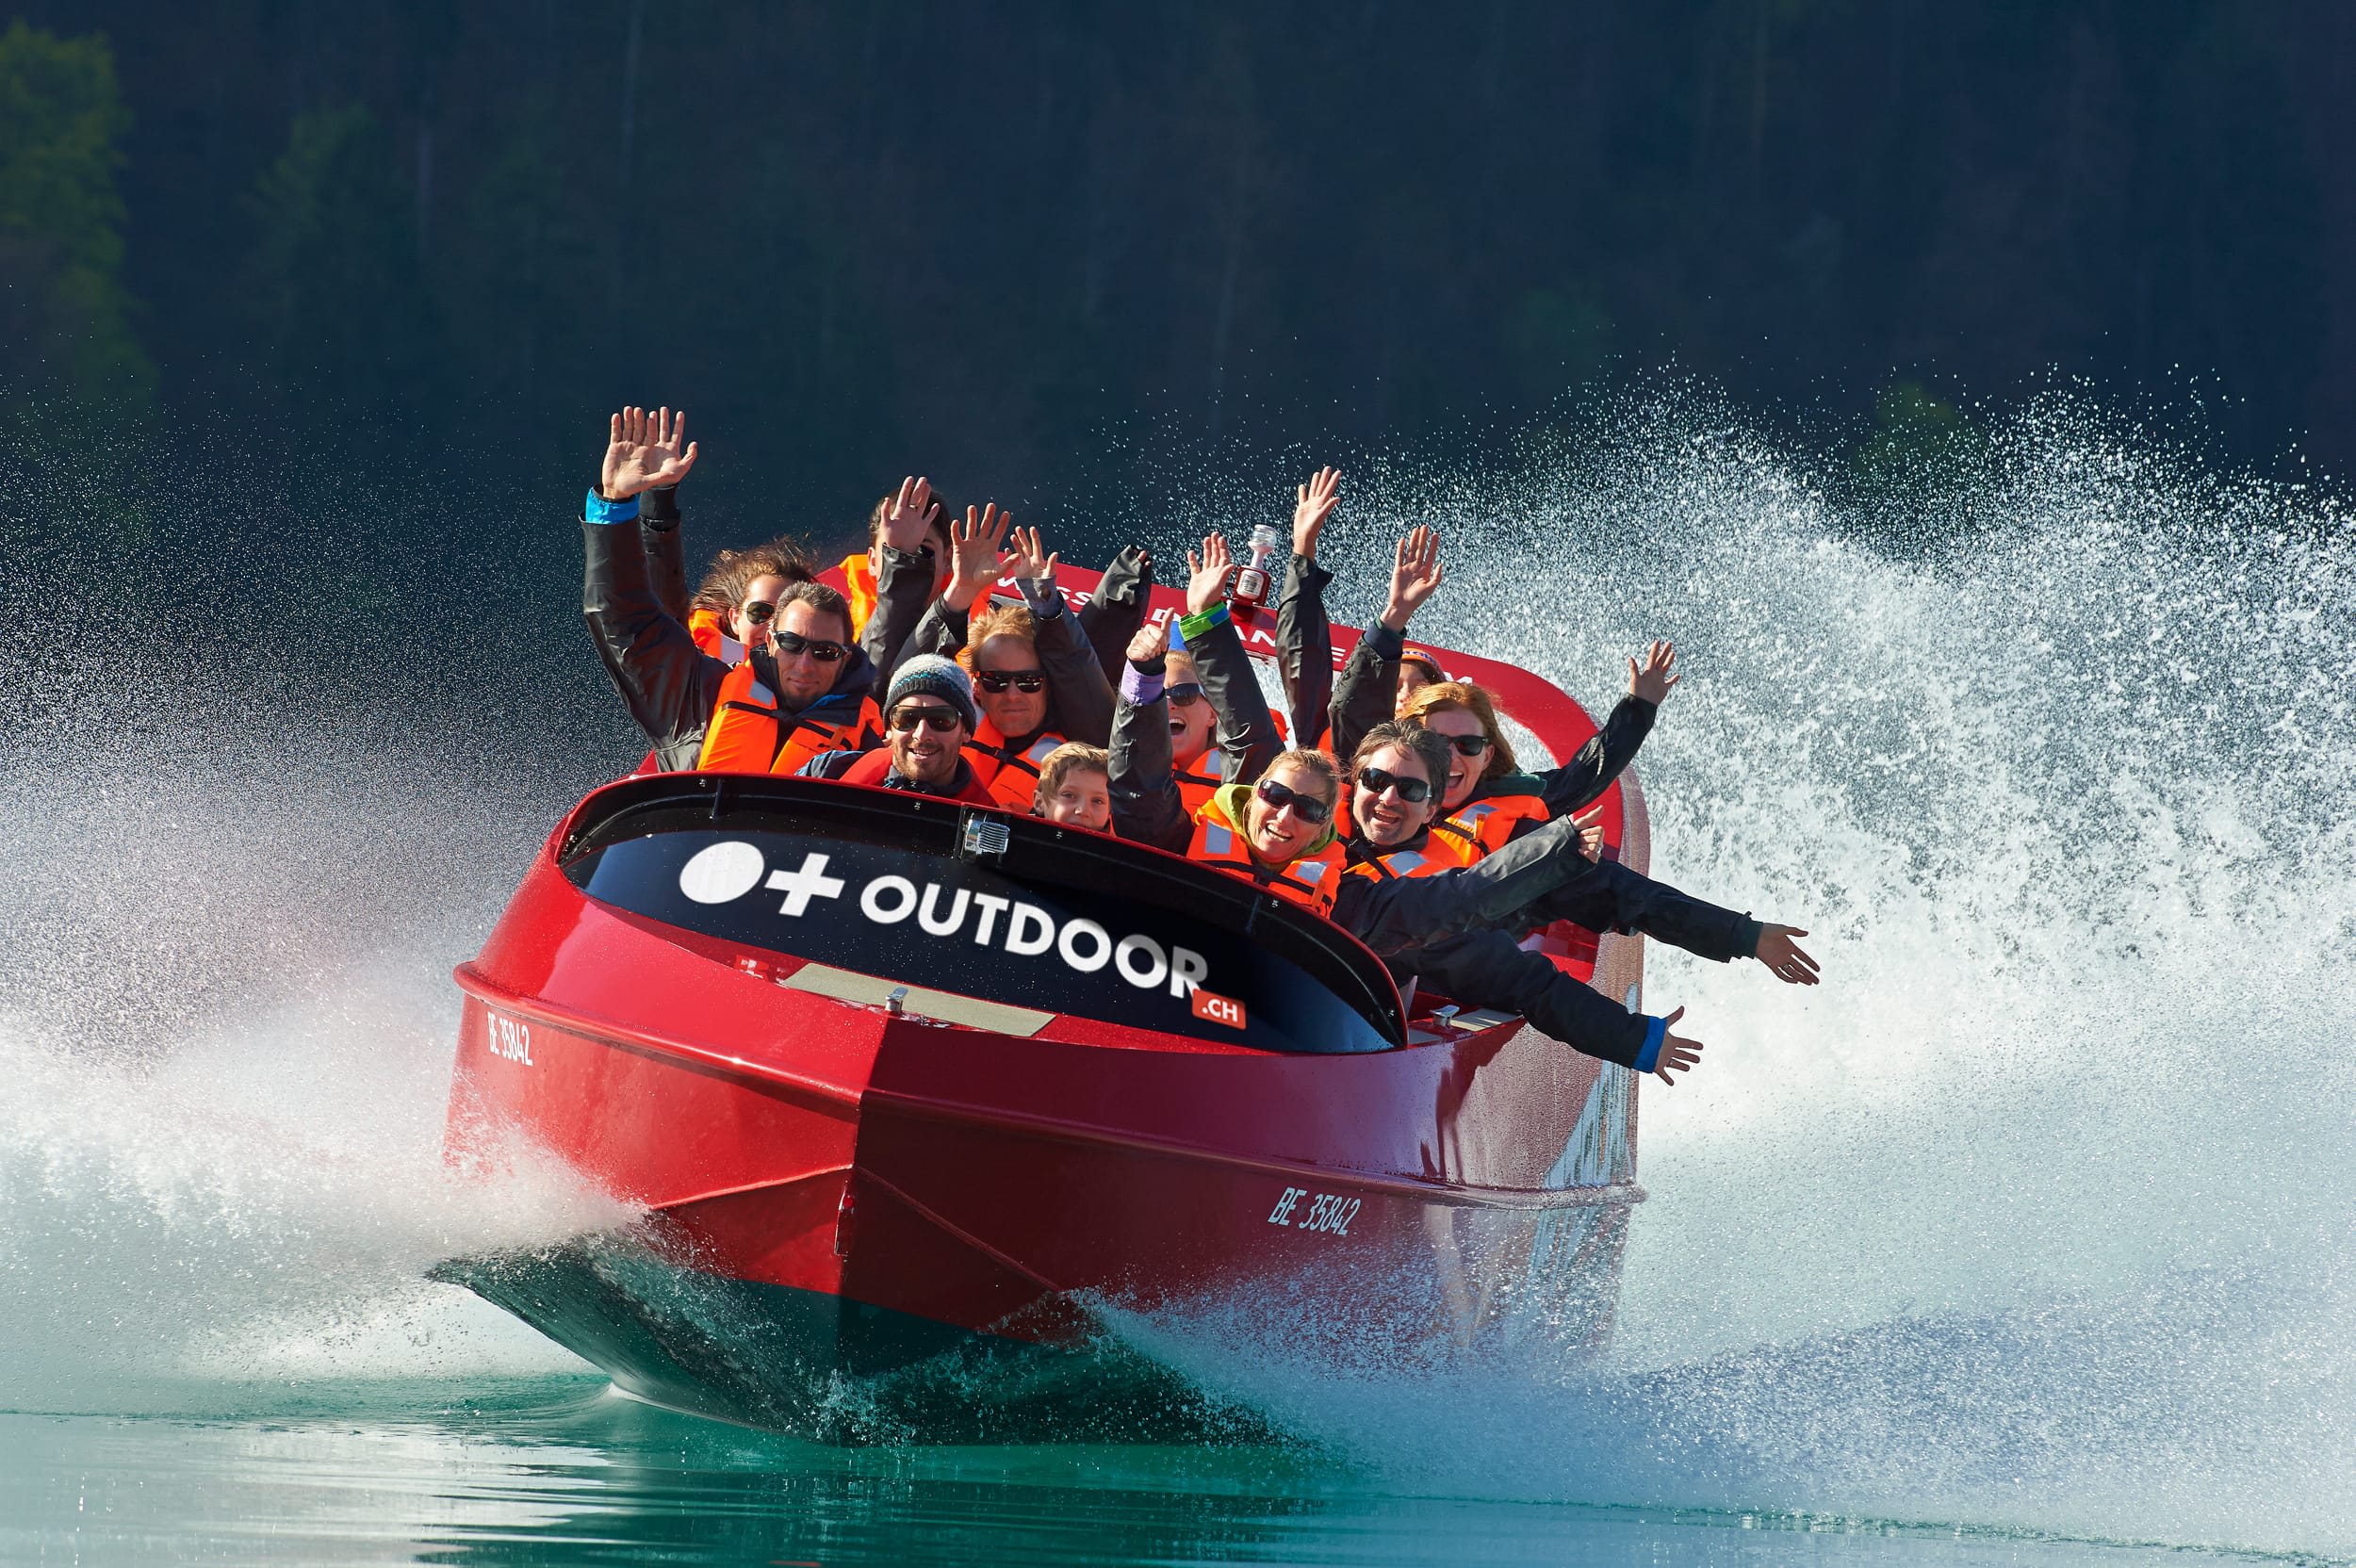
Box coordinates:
[863,544,940,690]
[1397,931,1652,1068]
[1075,545,1154,685]
[582,514,731,770]
[1108,663,1191,851]
[1331,620,1403,762]
[1332,812,1602,955]
[1028,589,1117,744]
[1519,858,1762,963]
[1275,554,1335,746]
[1186,608,1281,785]
[1534,696,1659,816]
[639,485,689,624]
[908,596,971,662]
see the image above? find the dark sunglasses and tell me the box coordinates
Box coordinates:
[1254,776,1333,825]
[742,600,777,624]
[772,629,848,662]
[1165,682,1205,707]
[888,705,963,733]
[1442,732,1493,757]
[1354,765,1432,804]
[974,669,1047,694]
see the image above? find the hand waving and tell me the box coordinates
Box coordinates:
[601,406,699,500]
[944,504,1012,612]
[1570,803,1608,861]
[1293,466,1342,559]
[1006,524,1059,586]
[1185,534,1236,616]
[880,476,941,554]
[1629,640,1680,706]
[1379,525,1444,632]
[1653,1006,1705,1086]
[1754,925,1821,986]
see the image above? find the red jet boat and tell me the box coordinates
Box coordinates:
[436,568,1651,1442]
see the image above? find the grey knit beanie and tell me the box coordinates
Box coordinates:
[885,654,978,731]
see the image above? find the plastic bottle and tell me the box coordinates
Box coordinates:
[1231,521,1284,611]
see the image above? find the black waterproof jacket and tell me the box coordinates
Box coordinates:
[582,513,881,773]
[1108,606,1282,849]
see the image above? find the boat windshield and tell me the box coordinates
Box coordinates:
[558,775,1406,1054]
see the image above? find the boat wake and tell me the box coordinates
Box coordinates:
[0,385,2349,1557]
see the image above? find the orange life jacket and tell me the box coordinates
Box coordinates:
[839,744,1002,806]
[695,661,882,776]
[1426,787,1551,862]
[687,606,744,664]
[1343,826,1476,882]
[839,550,879,635]
[1186,792,1343,917]
[1172,751,1222,816]
[963,722,1069,812]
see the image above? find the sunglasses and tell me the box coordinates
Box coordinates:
[888,705,963,733]
[1254,776,1333,825]
[974,669,1047,694]
[1354,765,1432,804]
[1165,683,1205,707]
[742,600,777,624]
[772,629,848,662]
[1441,732,1493,758]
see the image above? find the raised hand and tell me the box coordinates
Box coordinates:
[1754,925,1821,986]
[1379,525,1444,632]
[1629,640,1680,706]
[1006,524,1059,586]
[1653,1006,1705,1085]
[1570,803,1608,861]
[880,475,941,554]
[1125,620,1170,667]
[944,503,1012,612]
[601,406,699,499]
[1185,534,1235,616]
[1293,466,1342,559]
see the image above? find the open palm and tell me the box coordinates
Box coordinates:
[602,406,698,499]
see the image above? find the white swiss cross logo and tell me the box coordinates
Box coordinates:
[763,852,847,916]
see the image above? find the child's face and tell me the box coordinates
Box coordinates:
[1039,769,1112,833]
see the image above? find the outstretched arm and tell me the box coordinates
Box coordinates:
[1532,643,1677,816]
[1181,534,1281,785]
[908,502,1012,661]
[1076,545,1155,685]
[1108,622,1192,850]
[1403,931,1703,1081]
[1331,525,1444,758]
[864,475,945,679]
[1275,467,1341,744]
[1009,525,1116,743]
[581,407,727,768]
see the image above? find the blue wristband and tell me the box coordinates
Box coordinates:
[1631,1015,1668,1074]
[584,488,640,526]
[1178,602,1231,645]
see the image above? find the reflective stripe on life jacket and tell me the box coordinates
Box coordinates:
[963,723,1069,811]
[839,551,879,635]
[1426,789,1550,862]
[1343,827,1476,882]
[1186,794,1342,917]
[695,660,882,776]
[686,606,744,664]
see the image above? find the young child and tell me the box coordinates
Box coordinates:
[1032,743,1113,833]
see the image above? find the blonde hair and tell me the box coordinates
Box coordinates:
[961,602,1039,669]
[1033,743,1110,809]
[1163,647,1200,684]
[1259,746,1342,807]
[1398,680,1517,780]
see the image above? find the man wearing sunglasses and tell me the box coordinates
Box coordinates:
[582,407,884,773]
[798,656,998,804]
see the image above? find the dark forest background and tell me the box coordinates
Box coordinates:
[6,1,2352,566]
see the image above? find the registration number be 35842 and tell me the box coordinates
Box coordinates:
[1268,1185,1360,1236]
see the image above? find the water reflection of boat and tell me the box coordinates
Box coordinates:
[434,580,1650,1441]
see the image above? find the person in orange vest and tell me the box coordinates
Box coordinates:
[582,406,883,772]
[1032,743,1113,832]
[1108,537,1284,841]
[883,507,1115,809]
[682,539,814,663]
[797,656,999,804]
